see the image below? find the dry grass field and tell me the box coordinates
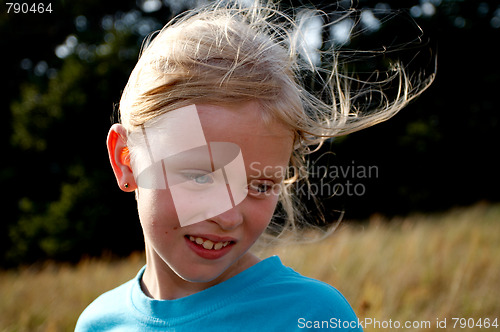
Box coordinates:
[1,203,499,331]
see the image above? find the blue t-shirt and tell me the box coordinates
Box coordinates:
[75,256,362,331]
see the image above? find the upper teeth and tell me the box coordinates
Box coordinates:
[189,236,230,250]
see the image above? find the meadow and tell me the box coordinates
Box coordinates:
[1,203,499,331]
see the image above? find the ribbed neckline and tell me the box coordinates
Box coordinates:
[128,255,283,327]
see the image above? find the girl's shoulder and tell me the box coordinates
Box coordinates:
[232,256,362,330]
[253,256,356,311]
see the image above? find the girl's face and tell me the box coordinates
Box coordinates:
[135,102,293,293]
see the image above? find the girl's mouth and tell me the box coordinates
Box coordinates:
[185,235,232,250]
[184,235,235,260]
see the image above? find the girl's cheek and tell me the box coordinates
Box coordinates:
[248,196,279,227]
[138,190,178,226]
[163,226,179,236]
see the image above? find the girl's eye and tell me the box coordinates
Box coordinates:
[248,180,276,196]
[182,171,214,185]
[254,183,270,193]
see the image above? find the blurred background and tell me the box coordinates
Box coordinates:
[1,0,499,267]
[1,1,500,331]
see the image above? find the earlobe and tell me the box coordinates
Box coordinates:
[107,124,137,192]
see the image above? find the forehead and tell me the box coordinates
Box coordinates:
[140,103,294,174]
[196,103,294,163]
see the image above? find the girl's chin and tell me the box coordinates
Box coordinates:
[169,253,248,285]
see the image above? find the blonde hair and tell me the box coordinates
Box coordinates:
[119,0,434,242]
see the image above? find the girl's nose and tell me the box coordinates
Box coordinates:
[210,206,244,230]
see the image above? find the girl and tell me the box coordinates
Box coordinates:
[76,1,432,330]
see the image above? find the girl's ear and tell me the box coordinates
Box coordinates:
[107,124,137,192]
